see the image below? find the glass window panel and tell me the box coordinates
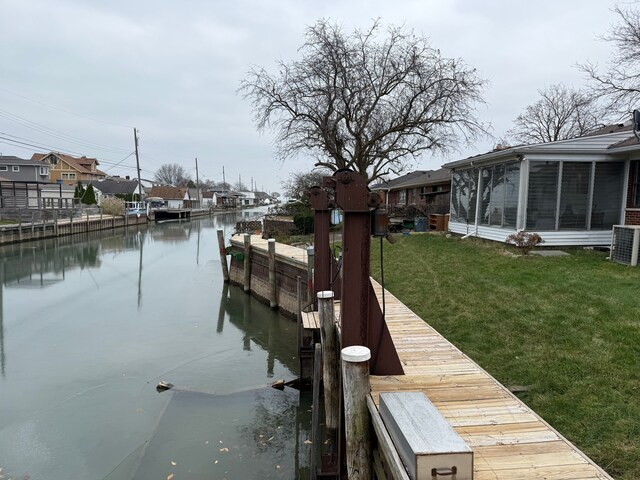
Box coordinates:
[489,164,505,226]
[591,162,625,229]
[503,163,520,227]
[480,167,492,225]
[450,172,459,221]
[634,161,640,207]
[466,169,478,224]
[559,162,591,230]
[526,162,558,230]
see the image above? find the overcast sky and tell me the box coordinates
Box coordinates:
[0,0,623,193]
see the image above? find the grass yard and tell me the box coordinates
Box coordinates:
[369,233,640,480]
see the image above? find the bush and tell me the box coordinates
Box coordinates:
[101,196,125,216]
[505,231,544,254]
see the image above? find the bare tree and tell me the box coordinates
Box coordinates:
[282,168,332,201]
[579,3,640,116]
[233,180,247,191]
[154,163,192,186]
[506,84,602,144]
[240,19,487,184]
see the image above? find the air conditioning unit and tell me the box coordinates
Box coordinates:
[611,225,640,266]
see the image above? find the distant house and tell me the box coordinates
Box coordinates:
[443,123,640,246]
[147,185,191,209]
[211,191,243,208]
[187,188,201,209]
[90,177,143,205]
[32,152,107,185]
[237,190,257,207]
[0,155,50,182]
[372,168,451,215]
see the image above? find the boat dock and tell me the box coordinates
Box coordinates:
[225,232,612,480]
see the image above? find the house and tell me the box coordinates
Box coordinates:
[211,190,243,208]
[32,152,107,185]
[372,168,451,215]
[443,123,640,246]
[146,185,191,209]
[237,190,257,207]
[0,155,50,182]
[90,177,143,205]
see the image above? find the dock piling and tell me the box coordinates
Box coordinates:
[243,234,251,292]
[341,345,371,480]
[306,246,314,305]
[318,291,339,435]
[268,238,277,308]
[217,230,230,282]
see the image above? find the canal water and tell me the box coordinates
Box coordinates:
[0,211,311,479]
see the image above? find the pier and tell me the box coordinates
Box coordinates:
[222,169,614,480]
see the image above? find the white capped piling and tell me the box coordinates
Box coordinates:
[217,229,230,282]
[318,290,339,434]
[268,238,277,308]
[243,233,251,292]
[342,345,372,480]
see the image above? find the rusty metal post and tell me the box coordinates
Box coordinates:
[309,187,332,297]
[330,170,403,376]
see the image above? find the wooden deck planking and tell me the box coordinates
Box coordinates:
[230,234,309,266]
[369,279,612,480]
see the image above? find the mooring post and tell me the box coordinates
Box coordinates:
[310,343,322,480]
[18,216,22,241]
[30,212,35,238]
[54,210,58,236]
[243,233,251,293]
[341,345,372,480]
[268,238,277,308]
[217,229,230,282]
[306,246,314,305]
[318,290,339,437]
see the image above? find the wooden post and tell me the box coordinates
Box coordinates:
[243,233,251,293]
[310,343,322,480]
[31,212,35,237]
[217,230,230,282]
[341,346,371,480]
[268,238,277,308]
[318,290,339,435]
[54,210,58,236]
[18,216,22,241]
[306,246,314,305]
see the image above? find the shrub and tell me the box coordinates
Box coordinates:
[505,231,544,254]
[101,196,125,216]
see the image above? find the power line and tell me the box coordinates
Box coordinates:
[0,108,131,154]
[0,86,134,129]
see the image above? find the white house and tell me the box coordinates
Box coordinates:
[443,124,640,246]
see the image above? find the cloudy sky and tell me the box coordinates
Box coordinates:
[0,0,623,193]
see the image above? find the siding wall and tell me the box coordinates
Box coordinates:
[626,160,640,225]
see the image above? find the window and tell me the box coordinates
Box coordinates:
[451,169,478,223]
[61,172,76,180]
[39,166,48,176]
[527,160,624,231]
[12,166,19,172]
[559,162,591,229]
[0,166,7,171]
[398,190,406,204]
[526,163,559,230]
[592,162,625,229]
[633,161,640,207]
[478,162,520,227]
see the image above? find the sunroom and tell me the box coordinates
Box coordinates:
[443,129,639,246]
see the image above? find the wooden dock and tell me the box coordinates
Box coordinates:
[368,279,611,480]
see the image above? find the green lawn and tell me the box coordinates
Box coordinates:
[369,233,640,480]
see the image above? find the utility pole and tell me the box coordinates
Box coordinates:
[195,157,200,208]
[133,128,143,202]
[222,166,226,192]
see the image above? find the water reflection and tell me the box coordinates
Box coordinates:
[0,211,310,479]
